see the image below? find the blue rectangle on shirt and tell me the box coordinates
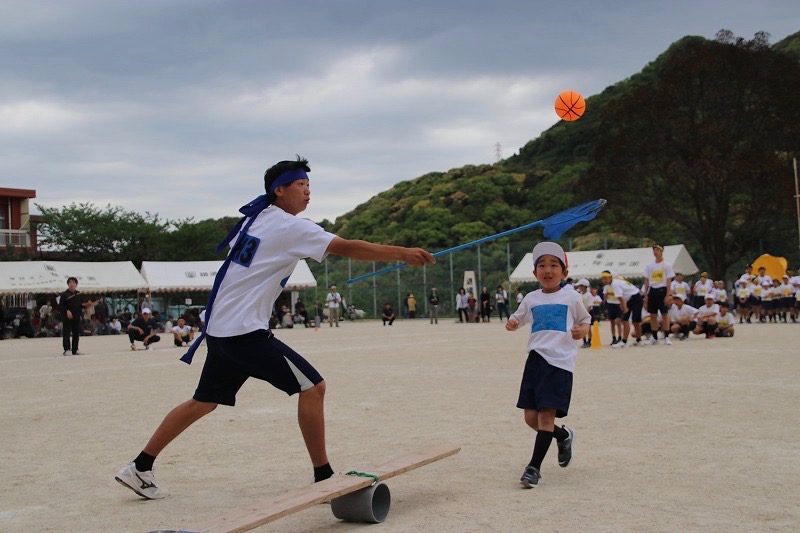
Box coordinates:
[530,304,568,333]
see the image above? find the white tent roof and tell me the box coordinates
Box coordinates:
[0,261,148,295]
[510,244,699,283]
[140,259,317,292]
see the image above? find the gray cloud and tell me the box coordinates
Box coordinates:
[1,0,798,223]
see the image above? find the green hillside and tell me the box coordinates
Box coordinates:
[326,30,800,285]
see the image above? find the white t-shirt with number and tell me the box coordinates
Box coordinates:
[643,260,674,289]
[207,205,335,337]
[670,280,690,300]
[716,311,735,329]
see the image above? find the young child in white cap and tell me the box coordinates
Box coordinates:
[506,242,591,488]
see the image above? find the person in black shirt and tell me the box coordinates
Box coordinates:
[382,302,396,325]
[127,308,161,351]
[58,276,83,355]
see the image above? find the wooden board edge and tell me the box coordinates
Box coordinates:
[190,444,461,533]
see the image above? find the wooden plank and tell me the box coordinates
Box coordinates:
[193,444,460,533]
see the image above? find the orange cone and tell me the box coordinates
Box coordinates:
[591,321,602,349]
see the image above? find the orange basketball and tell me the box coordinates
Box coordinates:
[554,90,585,121]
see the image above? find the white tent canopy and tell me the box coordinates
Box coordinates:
[140,260,317,292]
[510,244,699,283]
[0,261,148,295]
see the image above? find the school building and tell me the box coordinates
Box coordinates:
[0,187,39,253]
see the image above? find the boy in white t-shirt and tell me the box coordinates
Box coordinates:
[171,317,194,347]
[668,294,698,340]
[694,294,720,338]
[714,302,736,337]
[575,278,594,348]
[116,157,436,501]
[506,242,591,488]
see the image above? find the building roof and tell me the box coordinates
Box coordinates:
[0,187,37,199]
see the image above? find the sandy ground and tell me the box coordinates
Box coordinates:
[1,318,799,533]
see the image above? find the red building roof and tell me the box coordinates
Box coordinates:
[0,188,36,199]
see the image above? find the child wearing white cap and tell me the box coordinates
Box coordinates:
[574,278,593,348]
[506,242,591,489]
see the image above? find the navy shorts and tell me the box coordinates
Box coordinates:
[607,303,622,320]
[623,293,643,323]
[517,350,573,418]
[647,287,668,314]
[194,330,323,406]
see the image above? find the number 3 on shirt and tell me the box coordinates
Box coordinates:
[231,234,260,267]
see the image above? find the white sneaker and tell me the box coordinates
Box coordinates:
[664,336,673,345]
[115,462,169,500]
[146,345,154,351]
[612,341,627,349]
[650,337,659,345]
[632,339,643,347]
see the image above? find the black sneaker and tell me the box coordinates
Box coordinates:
[557,425,575,467]
[520,465,541,488]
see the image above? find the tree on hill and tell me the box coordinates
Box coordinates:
[579,31,800,279]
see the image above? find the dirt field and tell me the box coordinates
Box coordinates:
[1,319,798,532]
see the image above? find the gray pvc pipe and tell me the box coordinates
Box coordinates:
[330,482,391,523]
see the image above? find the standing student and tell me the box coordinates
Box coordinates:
[574,279,594,348]
[693,272,714,309]
[495,285,510,322]
[325,285,341,327]
[58,276,83,356]
[642,244,674,345]
[407,293,417,319]
[601,271,644,348]
[506,242,591,489]
[115,156,435,500]
[479,287,492,322]
[428,288,440,324]
[602,272,623,346]
[456,288,469,323]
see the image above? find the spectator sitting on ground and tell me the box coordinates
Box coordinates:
[127,308,161,351]
[668,294,698,341]
[171,317,194,347]
[715,302,735,337]
[382,303,396,325]
[694,294,720,338]
[90,314,107,335]
[294,298,310,327]
[109,317,122,335]
[13,310,36,338]
[280,305,294,328]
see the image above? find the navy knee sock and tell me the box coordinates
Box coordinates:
[529,430,554,469]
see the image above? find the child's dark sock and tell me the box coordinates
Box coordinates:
[552,425,568,442]
[314,463,334,482]
[528,430,554,469]
[134,451,156,472]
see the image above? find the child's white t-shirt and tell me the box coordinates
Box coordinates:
[511,287,591,373]
[716,311,735,328]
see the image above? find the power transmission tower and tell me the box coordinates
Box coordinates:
[494,142,502,162]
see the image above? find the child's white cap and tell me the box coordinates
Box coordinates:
[576,278,590,287]
[532,242,568,268]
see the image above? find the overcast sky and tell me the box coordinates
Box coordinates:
[2,1,798,224]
